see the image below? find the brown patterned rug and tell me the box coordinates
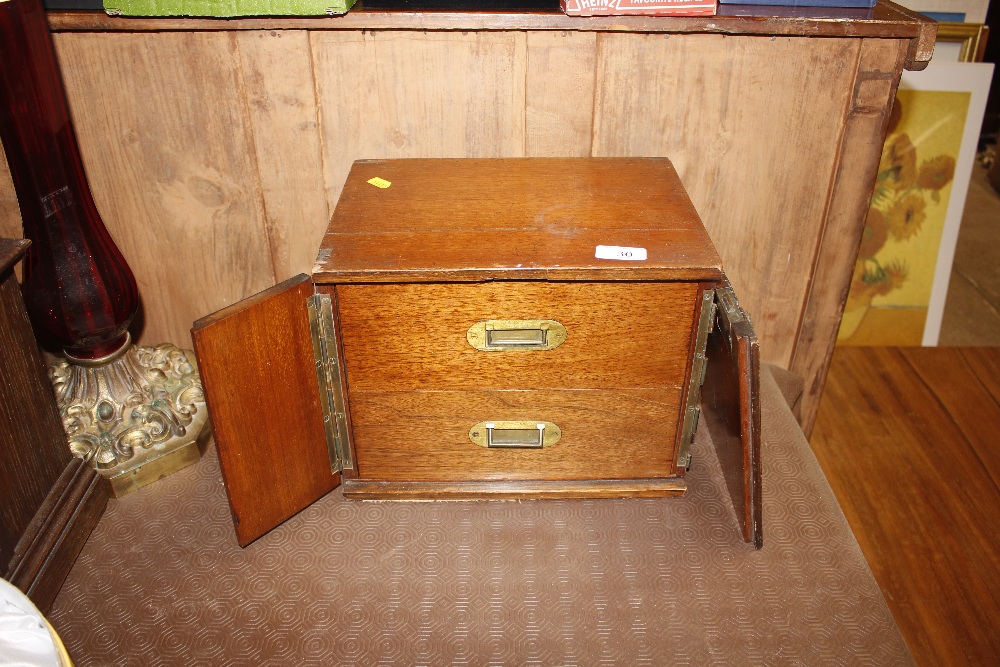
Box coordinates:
[47,369,912,665]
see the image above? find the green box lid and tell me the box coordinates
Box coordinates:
[104,0,356,16]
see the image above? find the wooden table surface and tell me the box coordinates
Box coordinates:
[811,346,1000,667]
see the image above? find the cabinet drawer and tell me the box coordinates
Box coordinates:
[349,388,682,482]
[336,281,699,392]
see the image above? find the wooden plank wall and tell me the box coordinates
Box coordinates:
[591,33,860,367]
[0,30,900,421]
[0,145,21,244]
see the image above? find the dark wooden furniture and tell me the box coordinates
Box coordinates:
[0,238,106,612]
[812,346,1000,667]
[192,158,761,547]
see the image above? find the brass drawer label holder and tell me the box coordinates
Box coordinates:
[467,319,567,352]
[469,421,562,449]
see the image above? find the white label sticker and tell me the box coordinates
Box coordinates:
[595,245,647,261]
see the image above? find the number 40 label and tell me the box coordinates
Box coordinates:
[595,245,647,261]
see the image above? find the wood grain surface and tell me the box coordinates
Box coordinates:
[0,145,20,245]
[702,310,762,548]
[0,237,29,274]
[236,30,330,284]
[191,275,338,547]
[342,477,687,500]
[5,459,107,613]
[790,38,910,436]
[524,31,596,157]
[349,388,681,482]
[316,158,723,283]
[320,228,725,283]
[325,158,711,235]
[901,349,1000,491]
[52,31,278,347]
[0,240,71,569]
[335,281,698,392]
[592,33,858,370]
[0,21,920,428]
[311,31,527,219]
[45,2,936,69]
[811,347,1000,667]
[1,239,107,611]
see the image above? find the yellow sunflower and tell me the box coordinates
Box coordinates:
[883,260,909,293]
[918,155,956,191]
[846,258,909,312]
[887,193,925,241]
[867,260,909,298]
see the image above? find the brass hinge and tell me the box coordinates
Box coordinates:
[307,293,353,474]
[677,288,716,470]
[715,285,747,353]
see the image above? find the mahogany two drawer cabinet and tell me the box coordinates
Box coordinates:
[192,158,761,548]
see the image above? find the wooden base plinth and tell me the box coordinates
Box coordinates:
[5,459,108,613]
[104,417,213,498]
[341,478,688,500]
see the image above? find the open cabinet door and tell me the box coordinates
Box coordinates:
[192,275,339,547]
[702,286,763,549]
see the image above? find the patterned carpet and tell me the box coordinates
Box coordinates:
[48,369,912,666]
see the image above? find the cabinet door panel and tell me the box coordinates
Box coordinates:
[702,288,762,548]
[192,275,337,547]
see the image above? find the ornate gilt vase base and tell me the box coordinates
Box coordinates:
[100,415,211,498]
[49,335,212,498]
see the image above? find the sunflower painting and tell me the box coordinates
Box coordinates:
[838,89,970,345]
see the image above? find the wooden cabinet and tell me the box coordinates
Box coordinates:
[0,2,935,435]
[191,158,762,548]
[0,239,106,612]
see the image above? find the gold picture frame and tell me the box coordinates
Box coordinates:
[936,22,990,62]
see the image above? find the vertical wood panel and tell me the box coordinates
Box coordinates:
[13,27,903,426]
[236,30,330,283]
[191,275,338,546]
[53,32,276,347]
[790,38,909,434]
[0,144,21,242]
[592,33,859,369]
[0,241,68,569]
[525,31,596,156]
[311,31,527,212]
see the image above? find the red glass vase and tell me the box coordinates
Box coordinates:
[0,0,138,360]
